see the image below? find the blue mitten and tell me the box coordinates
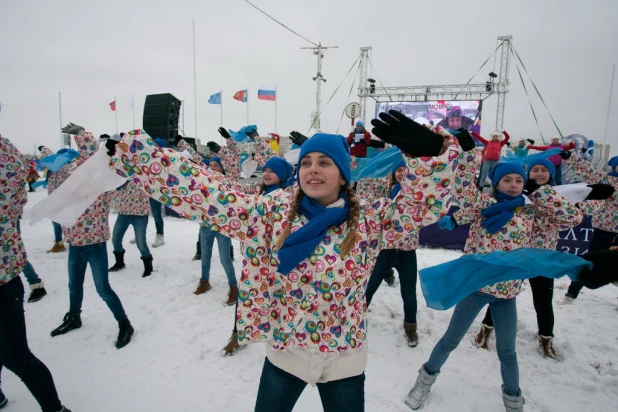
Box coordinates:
[438,216,457,231]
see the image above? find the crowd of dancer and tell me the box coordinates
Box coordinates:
[1,110,617,411]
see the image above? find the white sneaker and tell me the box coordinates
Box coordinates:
[152,234,165,248]
[129,237,136,244]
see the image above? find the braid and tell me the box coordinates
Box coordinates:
[388,173,397,193]
[339,185,360,258]
[275,188,304,250]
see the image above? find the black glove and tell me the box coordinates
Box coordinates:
[105,138,119,156]
[100,134,110,140]
[526,139,535,145]
[371,110,444,157]
[456,129,476,152]
[368,139,386,148]
[523,179,541,196]
[62,123,85,135]
[559,150,572,160]
[505,142,511,147]
[37,145,44,151]
[585,184,615,201]
[245,130,258,140]
[577,249,618,289]
[290,131,308,146]
[206,141,221,153]
[218,127,232,139]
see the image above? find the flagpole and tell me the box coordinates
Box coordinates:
[220,90,223,127]
[132,94,135,129]
[246,89,249,124]
[58,92,64,147]
[114,95,118,133]
[274,85,278,133]
[193,19,198,138]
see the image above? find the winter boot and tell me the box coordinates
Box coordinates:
[108,251,126,272]
[50,312,82,337]
[502,385,525,412]
[404,321,419,347]
[192,242,201,261]
[141,256,153,277]
[539,336,558,359]
[46,242,66,253]
[225,286,239,306]
[115,319,134,349]
[0,389,7,408]
[152,234,165,248]
[384,269,396,287]
[405,364,439,410]
[28,283,47,303]
[474,323,493,349]
[230,245,235,261]
[193,280,211,295]
[219,332,245,357]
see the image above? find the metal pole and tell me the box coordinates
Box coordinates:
[193,19,198,138]
[181,100,185,133]
[58,92,63,147]
[274,85,277,133]
[132,94,135,129]
[220,90,223,127]
[114,95,118,133]
[246,89,249,124]
[316,44,323,125]
[602,64,616,147]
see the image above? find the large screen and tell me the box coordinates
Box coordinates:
[375,100,482,134]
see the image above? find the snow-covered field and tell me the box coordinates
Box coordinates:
[4,190,618,412]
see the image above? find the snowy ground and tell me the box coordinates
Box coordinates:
[4,190,618,412]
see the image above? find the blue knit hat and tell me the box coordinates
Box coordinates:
[392,160,406,176]
[356,121,364,127]
[528,158,556,185]
[209,156,225,174]
[264,157,294,187]
[489,163,527,188]
[153,138,167,148]
[297,133,351,185]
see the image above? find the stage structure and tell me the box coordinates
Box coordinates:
[357,36,513,131]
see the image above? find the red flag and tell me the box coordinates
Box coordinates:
[233,89,247,102]
[109,100,116,111]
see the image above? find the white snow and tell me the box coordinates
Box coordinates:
[4,190,618,412]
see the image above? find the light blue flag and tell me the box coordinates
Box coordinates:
[39,149,80,173]
[419,248,591,310]
[351,147,404,182]
[208,92,222,105]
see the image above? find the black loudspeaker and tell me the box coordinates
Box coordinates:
[143,93,181,140]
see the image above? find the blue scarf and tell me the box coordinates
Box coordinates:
[389,183,401,199]
[277,193,349,274]
[609,172,618,178]
[263,184,280,195]
[481,190,525,234]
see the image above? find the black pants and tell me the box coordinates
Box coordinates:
[567,228,618,298]
[483,276,555,337]
[0,277,62,412]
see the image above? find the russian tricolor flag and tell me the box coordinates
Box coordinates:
[257,85,276,101]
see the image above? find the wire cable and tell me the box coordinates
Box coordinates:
[336,61,362,134]
[244,0,318,46]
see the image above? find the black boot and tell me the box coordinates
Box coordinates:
[384,269,396,287]
[230,245,235,261]
[116,319,134,349]
[109,251,126,272]
[192,242,201,261]
[51,312,82,337]
[141,256,153,277]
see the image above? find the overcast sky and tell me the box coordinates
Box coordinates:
[1,0,617,158]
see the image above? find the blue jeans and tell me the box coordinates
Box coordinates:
[0,277,62,412]
[52,221,63,243]
[366,249,418,323]
[200,226,236,286]
[16,220,42,285]
[112,215,151,258]
[254,357,365,412]
[149,197,164,235]
[477,159,499,187]
[425,291,519,396]
[68,243,127,321]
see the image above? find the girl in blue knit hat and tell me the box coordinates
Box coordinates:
[107,111,462,412]
[474,158,578,360]
[406,152,583,411]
